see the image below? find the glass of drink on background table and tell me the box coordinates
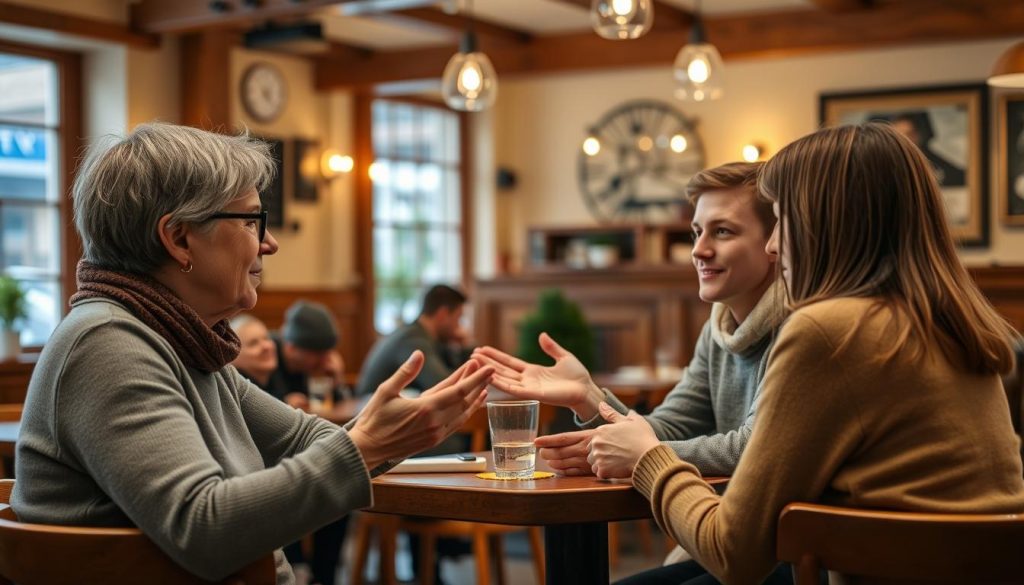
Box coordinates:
[486,400,539,479]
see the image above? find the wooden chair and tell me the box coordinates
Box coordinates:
[777,502,1024,584]
[350,405,557,585]
[0,479,276,585]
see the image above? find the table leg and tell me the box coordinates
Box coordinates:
[543,522,609,585]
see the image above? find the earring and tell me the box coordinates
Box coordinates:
[180,261,193,273]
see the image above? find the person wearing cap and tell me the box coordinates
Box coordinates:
[271,300,349,412]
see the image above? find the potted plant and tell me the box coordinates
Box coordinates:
[0,275,27,360]
[517,288,595,371]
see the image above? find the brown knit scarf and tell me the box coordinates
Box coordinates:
[70,260,240,373]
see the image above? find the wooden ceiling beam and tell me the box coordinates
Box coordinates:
[385,8,533,45]
[806,0,874,11]
[132,0,357,34]
[0,1,159,48]
[546,0,693,30]
[316,0,1024,89]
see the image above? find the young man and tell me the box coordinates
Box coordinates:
[356,284,471,398]
[474,161,786,579]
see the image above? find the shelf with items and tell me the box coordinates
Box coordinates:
[526,224,693,271]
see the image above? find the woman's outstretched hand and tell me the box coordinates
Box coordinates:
[349,351,491,469]
[472,333,605,420]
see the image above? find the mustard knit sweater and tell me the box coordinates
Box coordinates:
[632,297,1024,585]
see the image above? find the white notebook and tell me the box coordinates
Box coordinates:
[388,455,487,474]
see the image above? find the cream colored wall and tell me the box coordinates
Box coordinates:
[231,48,358,289]
[127,39,180,127]
[493,38,1024,270]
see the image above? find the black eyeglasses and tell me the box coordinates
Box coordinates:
[206,210,269,242]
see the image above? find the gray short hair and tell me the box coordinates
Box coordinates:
[73,123,275,274]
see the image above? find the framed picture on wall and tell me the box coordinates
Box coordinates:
[820,83,989,247]
[293,138,320,202]
[998,94,1024,225]
[259,137,286,229]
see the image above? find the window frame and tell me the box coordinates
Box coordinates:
[354,94,472,349]
[0,40,83,353]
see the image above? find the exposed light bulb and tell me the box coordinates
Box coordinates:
[583,136,601,156]
[742,143,765,162]
[329,154,353,173]
[458,62,483,94]
[611,0,635,16]
[687,57,710,84]
[670,134,688,153]
[637,135,654,152]
[592,0,653,40]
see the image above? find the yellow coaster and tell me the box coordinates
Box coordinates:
[476,471,555,481]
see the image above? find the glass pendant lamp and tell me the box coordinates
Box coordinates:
[591,0,653,40]
[441,1,498,112]
[673,1,723,102]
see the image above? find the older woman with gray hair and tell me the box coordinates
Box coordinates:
[12,123,491,584]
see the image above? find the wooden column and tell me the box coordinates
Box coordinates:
[180,30,234,130]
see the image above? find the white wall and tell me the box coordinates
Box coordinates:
[492,38,1024,270]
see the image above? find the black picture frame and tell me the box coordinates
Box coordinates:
[819,83,989,248]
[259,137,285,230]
[998,93,1024,226]
[293,138,320,202]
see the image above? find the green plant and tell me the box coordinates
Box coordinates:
[516,289,595,370]
[0,275,28,331]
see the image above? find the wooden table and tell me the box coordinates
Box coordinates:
[370,452,725,584]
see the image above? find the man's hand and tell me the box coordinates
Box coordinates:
[472,333,605,420]
[535,429,597,476]
[587,403,661,479]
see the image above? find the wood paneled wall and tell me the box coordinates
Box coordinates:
[474,266,1024,374]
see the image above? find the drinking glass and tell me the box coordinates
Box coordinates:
[486,400,539,479]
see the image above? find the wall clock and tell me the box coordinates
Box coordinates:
[578,99,705,224]
[241,62,287,123]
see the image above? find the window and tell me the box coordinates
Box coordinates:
[370,99,463,334]
[0,51,63,347]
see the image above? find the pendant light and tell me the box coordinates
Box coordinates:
[591,0,654,40]
[672,0,723,102]
[441,0,498,112]
[989,40,1024,88]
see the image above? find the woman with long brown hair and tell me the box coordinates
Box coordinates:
[587,122,1024,584]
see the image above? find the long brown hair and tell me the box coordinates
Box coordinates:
[759,122,1016,375]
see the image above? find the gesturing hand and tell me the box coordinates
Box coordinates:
[588,402,661,480]
[535,428,597,476]
[472,333,604,420]
[349,351,492,470]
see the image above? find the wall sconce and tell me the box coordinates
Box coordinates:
[321,149,354,179]
[989,40,1024,88]
[582,133,601,156]
[741,143,766,163]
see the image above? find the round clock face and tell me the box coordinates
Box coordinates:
[241,63,287,123]
[578,100,705,224]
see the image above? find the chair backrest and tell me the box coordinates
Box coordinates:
[0,479,275,585]
[777,502,1024,584]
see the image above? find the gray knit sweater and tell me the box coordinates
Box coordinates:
[584,282,786,476]
[13,299,375,584]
